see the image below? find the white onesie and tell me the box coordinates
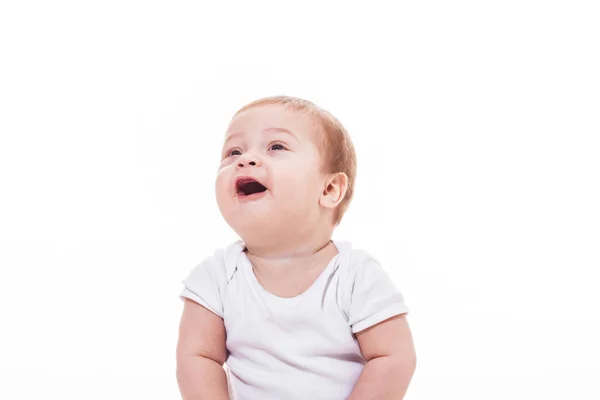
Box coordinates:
[179,240,409,400]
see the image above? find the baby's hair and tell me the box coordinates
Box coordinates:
[234,95,357,226]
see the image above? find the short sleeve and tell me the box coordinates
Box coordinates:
[179,251,227,319]
[348,254,409,333]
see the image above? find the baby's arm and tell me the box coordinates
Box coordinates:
[176,298,229,400]
[348,314,416,400]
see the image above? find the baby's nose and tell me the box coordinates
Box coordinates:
[237,154,259,168]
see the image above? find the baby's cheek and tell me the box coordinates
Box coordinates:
[215,170,232,199]
[283,176,322,207]
[216,163,232,180]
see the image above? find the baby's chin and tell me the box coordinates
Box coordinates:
[224,209,293,240]
[223,205,270,225]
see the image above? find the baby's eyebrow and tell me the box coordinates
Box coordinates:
[263,127,299,142]
[223,127,299,144]
[223,131,244,143]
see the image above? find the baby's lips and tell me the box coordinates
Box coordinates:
[235,176,269,195]
[235,176,268,190]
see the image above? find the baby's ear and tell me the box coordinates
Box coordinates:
[319,172,348,210]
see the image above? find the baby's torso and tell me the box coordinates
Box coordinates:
[222,252,365,400]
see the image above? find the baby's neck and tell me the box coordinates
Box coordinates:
[245,239,338,285]
[243,229,335,271]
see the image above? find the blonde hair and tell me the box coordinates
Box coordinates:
[234,95,357,226]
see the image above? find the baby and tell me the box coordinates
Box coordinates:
[176,96,416,400]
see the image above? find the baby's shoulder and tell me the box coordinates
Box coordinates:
[180,241,244,317]
[190,240,244,283]
[335,241,382,275]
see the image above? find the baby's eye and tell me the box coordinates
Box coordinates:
[228,149,242,157]
[269,143,286,151]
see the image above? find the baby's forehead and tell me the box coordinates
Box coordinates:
[225,104,322,142]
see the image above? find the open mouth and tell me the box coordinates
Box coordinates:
[236,177,268,197]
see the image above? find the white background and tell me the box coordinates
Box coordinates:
[1,1,598,399]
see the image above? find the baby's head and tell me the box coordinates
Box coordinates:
[215,96,356,250]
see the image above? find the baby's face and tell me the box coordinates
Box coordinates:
[215,104,326,244]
